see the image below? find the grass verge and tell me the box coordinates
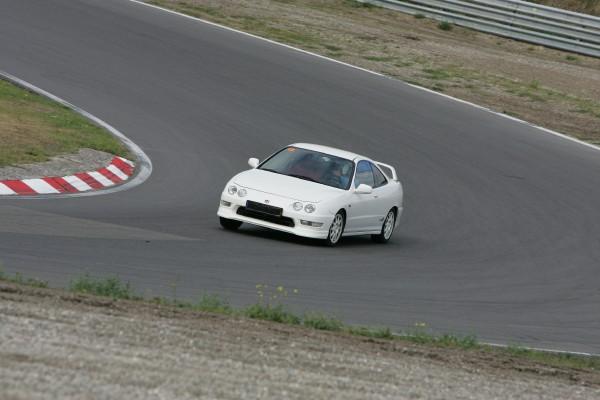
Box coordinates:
[3,271,598,374]
[0,78,130,167]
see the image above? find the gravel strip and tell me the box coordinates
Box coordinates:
[0,149,114,180]
[0,283,598,399]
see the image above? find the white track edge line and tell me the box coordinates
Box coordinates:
[0,71,152,199]
[480,341,599,357]
[127,0,600,155]
[128,0,600,356]
[391,331,599,357]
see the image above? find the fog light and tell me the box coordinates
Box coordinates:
[300,220,323,227]
[220,200,232,207]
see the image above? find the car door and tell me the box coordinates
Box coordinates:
[345,160,379,233]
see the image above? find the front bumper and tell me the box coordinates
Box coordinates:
[217,192,333,239]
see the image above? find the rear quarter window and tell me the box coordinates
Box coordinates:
[371,163,388,188]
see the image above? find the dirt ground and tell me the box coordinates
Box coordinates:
[533,0,600,16]
[149,0,600,145]
[1,282,599,399]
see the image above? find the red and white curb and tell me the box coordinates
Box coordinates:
[0,157,135,196]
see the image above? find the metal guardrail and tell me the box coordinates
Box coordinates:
[359,0,600,57]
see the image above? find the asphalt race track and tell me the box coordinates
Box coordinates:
[2,0,600,353]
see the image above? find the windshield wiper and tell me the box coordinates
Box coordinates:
[288,174,319,183]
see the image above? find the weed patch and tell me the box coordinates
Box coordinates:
[347,326,395,339]
[244,303,301,324]
[0,268,48,288]
[363,55,396,62]
[196,293,233,314]
[438,21,453,31]
[303,312,344,331]
[346,0,378,9]
[70,275,138,300]
[423,68,452,80]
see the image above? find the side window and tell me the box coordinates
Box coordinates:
[354,160,375,188]
[371,163,388,188]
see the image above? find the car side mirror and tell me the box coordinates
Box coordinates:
[354,184,373,194]
[248,158,259,168]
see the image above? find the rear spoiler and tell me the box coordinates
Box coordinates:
[374,162,398,181]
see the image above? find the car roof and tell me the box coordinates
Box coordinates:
[290,143,368,162]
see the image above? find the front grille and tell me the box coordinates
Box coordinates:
[237,206,295,227]
[245,200,283,217]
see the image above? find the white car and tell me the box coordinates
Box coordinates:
[217,143,403,246]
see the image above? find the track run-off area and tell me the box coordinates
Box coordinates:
[1,0,600,354]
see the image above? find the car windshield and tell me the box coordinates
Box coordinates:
[259,147,355,190]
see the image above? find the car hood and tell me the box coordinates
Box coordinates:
[233,169,344,203]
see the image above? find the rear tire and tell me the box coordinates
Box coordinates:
[220,217,242,231]
[371,209,395,243]
[324,211,345,246]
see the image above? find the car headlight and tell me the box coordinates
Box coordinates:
[227,185,237,195]
[304,204,316,213]
[292,201,303,211]
[238,188,247,197]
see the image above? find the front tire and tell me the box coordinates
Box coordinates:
[371,209,395,243]
[325,211,345,246]
[220,217,242,231]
